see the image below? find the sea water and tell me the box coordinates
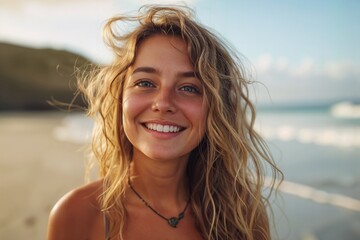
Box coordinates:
[256,101,360,240]
[54,101,360,240]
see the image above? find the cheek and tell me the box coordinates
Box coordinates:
[121,94,140,133]
[122,94,144,119]
[183,101,208,132]
[121,93,152,139]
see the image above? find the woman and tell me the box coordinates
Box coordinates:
[47,5,282,240]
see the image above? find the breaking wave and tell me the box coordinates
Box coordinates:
[330,101,360,119]
[258,124,360,148]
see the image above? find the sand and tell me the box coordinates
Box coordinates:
[0,112,89,240]
[1,112,360,240]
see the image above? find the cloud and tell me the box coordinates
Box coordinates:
[290,58,316,77]
[275,57,289,71]
[133,0,198,5]
[255,54,360,81]
[25,0,117,19]
[252,54,360,104]
[323,60,360,80]
[256,55,317,77]
[256,54,272,72]
[0,0,98,10]
[0,0,125,62]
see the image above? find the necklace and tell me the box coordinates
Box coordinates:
[128,178,190,228]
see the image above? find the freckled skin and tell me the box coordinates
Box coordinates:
[122,35,208,164]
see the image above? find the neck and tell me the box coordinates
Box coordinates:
[129,152,190,210]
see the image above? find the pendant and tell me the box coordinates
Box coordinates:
[168,217,179,228]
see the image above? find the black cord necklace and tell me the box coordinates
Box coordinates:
[128,178,190,228]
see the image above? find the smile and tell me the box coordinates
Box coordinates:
[144,123,184,133]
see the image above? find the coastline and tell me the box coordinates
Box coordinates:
[0,111,359,240]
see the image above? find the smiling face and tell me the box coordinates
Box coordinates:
[122,35,208,164]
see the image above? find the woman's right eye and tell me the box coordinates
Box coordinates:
[135,80,155,88]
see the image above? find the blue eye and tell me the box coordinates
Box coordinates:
[136,80,154,88]
[180,85,200,94]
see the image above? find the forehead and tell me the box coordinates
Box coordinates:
[132,34,193,70]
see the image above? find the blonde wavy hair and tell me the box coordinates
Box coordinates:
[79,5,282,240]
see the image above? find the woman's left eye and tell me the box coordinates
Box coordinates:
[179,85,200,94]
[135,80,154,88]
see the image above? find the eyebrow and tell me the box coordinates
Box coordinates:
[132,67,158,74]
[132,67,198,78]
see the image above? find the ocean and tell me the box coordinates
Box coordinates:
[53,101,360,240]
[256,101,360,240]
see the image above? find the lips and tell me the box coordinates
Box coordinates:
[144,123,185,133]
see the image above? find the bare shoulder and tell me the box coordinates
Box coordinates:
[47,179,104,240]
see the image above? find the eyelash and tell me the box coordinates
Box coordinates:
[134,80,200,94]
[179,85,200,94]
[135,80,155,88]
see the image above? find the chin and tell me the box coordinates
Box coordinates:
[144,150,190,162]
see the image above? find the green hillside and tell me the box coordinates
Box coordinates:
[0,42,91,111]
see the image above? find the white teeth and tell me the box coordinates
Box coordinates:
[145,123,181,133]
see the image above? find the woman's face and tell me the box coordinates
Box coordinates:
[122,35,207,163]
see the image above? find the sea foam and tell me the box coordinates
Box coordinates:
[257,125,360,148]
[331,101,360,119]
[53,114,93,144]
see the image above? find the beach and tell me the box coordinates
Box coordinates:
[0,112,87,240]
[0,106,359,240]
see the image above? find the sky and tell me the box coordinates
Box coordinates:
[1,0,359,105]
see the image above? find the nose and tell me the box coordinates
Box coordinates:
[151,87,177,113]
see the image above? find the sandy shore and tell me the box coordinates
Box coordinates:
[1,112,360,240]
[0,112,89,240]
